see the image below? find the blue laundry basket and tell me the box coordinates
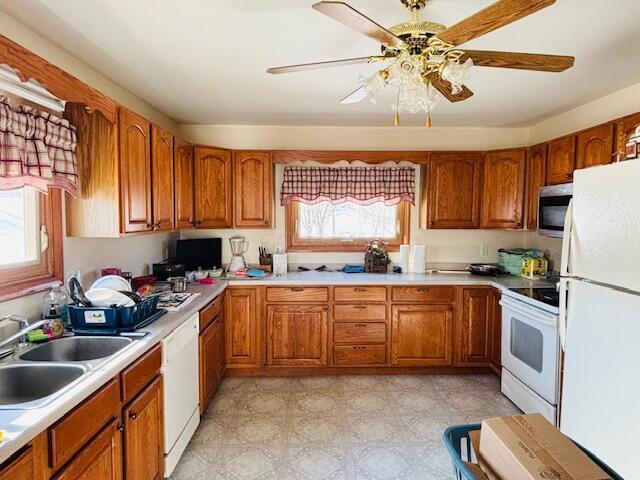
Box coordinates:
[442,424,623,480]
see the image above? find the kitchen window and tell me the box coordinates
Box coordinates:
[282,165,414,252]
[0,187,63,301]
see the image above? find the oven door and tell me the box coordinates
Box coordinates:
[537,183,572,238]
[500,296,560,404]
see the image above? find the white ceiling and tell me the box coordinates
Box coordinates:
[2,0,640,127]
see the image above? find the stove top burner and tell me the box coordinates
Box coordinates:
[508,287,559,308]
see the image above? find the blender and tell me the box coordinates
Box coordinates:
[228,237,247,273]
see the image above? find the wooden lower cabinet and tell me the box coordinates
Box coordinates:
[391,304,453,366]
[225,287,261,367]
[457,288,492,366]
[123,376,163,480]
[54,420,122,480]
[489,290,502,375]
[199,316,225,412]
[267,304,328,366]
[0,433,48,480]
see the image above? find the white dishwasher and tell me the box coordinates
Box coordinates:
[162,313,200,477]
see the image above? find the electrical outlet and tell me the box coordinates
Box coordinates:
[480,244,489,257]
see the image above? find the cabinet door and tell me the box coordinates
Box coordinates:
[150,125,174,231]
[266,304,328,366]
[225,288,260,367]
[234,151,273,228]
[457,288,492,366]
[614,112,640,160]
[118,107,152,233]
[422,152,483,229]
[481,149,526,229]
[194,147,233,228]
[123,376,163,480]
[54,420,122,480]
[199,317,223,412]
[174,138,195,229]
[525,144,547,230]
[576,124,614,170]
[489,290,502,375]
[391,304,453,366]
[546,136,576,185]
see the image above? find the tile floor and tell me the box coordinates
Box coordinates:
[170,374,519,480]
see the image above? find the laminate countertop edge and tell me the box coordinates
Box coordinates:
[0,281,228,465]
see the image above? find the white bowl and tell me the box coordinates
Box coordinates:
[193,270,208,280]
[90,275,132,292]
[208,268,223,278]
[86,288,135,307]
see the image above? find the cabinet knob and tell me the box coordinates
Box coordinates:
[196,220,202,225]
[264,220,269,225]
[117,424,124,432]
[146,223,153,228]
[516,222,523,228]
[565,172,572,178]
[322,307,328,312]
[129,412,138,420]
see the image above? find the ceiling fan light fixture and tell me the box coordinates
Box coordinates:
[441,58,474,95]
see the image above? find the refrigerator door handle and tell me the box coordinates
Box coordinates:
[559,277,570,351]
[560,199,573,277]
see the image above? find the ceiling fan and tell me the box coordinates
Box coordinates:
[267,0,574,126]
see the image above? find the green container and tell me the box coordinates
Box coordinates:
[498,248,529,276]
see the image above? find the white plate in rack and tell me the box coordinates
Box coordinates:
[90,275,132,292]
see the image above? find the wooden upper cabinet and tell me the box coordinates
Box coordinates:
[614,111,640,160]
[151,125,174,231]
[457,288,492,366]
[234,151,273,228]
[525,143,547,230]
[576,123,614,170]
[421,152,483,229]
[119,107,152,233]
[546,136,576,185]
[266,304,328,366]
[225,287,260,367]
[391,304,453,366]
[174,138,195,229]
[194,147,233,228]
[123,376,163,480]
[481,149,526,229]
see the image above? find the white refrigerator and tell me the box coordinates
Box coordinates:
[559,159,640,479]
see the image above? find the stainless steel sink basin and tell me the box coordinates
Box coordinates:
[20,336,133,362]
[0,364,85,407]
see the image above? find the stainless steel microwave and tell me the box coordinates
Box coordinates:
[537,183,573,238]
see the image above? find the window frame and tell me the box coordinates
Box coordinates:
[285,201,411,252]
[0,188,63,302]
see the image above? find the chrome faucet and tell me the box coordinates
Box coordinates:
[0,316,49,360]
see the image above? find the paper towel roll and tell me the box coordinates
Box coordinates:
[399,244,410,273]
[411,245,426,273]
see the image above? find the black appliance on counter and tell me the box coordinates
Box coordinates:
[152,263,186,281]
[176,238,222,271]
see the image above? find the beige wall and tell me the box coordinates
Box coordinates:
[0,13,177,319]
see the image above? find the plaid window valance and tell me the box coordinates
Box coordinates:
[0,96,78,196]
[281,166,415,206]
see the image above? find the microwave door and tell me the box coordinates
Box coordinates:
[538,194,571,237]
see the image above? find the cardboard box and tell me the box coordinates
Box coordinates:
[469,429,502,480]
[480,414,611,480]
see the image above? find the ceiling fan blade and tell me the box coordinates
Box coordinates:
[312,1,404,47]
[267,56,375,74]
[340,86,370,104]
[428,74,473,103]
[437,0,555,47]
[461,50,574,72]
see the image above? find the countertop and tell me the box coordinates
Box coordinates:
[0,271,549,464]
[0,281,227,464]
[226,271,552,291]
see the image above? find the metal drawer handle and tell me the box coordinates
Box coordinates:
[355,323,367,327]
[353,346,366,350]
[291,287,304,292]
[417,288,430,292]
[353,305,366,310]
[354,287,366,292]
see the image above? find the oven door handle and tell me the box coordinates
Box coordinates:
[499,298,558,327]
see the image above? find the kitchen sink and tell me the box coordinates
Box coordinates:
[0,364,86,407]
[19,336,133,362]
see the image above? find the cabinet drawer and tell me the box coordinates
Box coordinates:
[200,295,223,332]
[334,286,387,302]
[266,287,328,303]
[333,345,386,366]
[391,286,454,303]
[333,303,387,321]
[121,344,161,403]
[333,323,386,344]
[49,378,120,471]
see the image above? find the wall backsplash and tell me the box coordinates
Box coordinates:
[180,162,531,267]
